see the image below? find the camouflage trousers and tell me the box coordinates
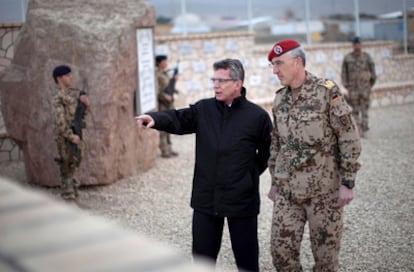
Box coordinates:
[159,131,173,156]
[270,191,343,272]
[347,95,370,134]
[56,140,82,200]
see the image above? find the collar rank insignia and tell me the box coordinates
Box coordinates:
[324,80,335,89]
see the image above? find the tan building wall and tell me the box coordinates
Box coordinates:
[156,32,414,108]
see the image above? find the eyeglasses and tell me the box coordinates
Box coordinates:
[210,78,235,84]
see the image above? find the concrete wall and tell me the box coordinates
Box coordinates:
[0,23,24,161]
[155,32,414,108]
[0,23,21,74]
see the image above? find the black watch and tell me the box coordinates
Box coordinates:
[341,179,355,189]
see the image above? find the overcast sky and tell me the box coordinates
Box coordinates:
[1,0,413,22]
[145,0,414,19]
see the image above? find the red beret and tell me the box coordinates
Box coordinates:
[267,39,301,61]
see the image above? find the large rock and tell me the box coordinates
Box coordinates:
[0,0,159,186]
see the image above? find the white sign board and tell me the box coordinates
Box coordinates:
[136,28,156,114]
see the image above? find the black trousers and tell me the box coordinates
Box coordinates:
[192,210,259,272]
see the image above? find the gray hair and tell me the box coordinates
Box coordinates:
[286,46,306,67]
[213,59,245,82]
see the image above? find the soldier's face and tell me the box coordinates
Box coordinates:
[159,59,168,69]
[270,54,300,87]
[58,73,72,89]
[353,42,362,52]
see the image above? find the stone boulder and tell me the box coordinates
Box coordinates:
[0,0,159,186]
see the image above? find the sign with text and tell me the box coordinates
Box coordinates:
[136,28,156,114]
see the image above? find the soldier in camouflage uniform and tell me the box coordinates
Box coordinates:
[51,65,90,200]
[155,55,178,158]
[341,37,376,137]
[266,39,361,272]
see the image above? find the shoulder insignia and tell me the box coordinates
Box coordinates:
[323,80,335,89]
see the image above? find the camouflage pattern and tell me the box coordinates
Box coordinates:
[268,72,361,271]
[156,67,175,156]
[341,51,376,134]
[271,189,342,272]
[51,87,87,199]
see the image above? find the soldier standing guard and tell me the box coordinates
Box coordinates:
[51,65,90,200]
[155,55,179,158]
[266,39,361,271]
[341,37,376,137]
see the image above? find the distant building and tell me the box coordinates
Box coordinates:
[171,13,210,34]
[270,20,324,42]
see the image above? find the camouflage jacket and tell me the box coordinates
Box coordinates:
[51,87,88,142]
[341,51,376,97]
[156,67,173,109]
[268,72,361,199]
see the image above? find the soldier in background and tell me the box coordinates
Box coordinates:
[155,55,178,158]
[267,39,361,271]
[51,65,90,200]
[341,37,376,137]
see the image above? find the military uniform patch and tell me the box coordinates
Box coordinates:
[324,80,335,89]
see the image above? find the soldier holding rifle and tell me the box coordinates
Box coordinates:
[155,55,179,158]
[51,65,90,200]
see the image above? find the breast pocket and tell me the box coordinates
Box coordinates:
[293,112,325,146]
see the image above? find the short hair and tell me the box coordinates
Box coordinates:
[213,59,244,82]
[155,55,167,66]
[286,46,307,67]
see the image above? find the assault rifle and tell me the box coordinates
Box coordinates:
[164,60,179,95]
[70,78,88,161]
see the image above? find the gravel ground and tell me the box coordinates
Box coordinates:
[1,103,413,272]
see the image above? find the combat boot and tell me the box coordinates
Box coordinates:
[73,178,80,197]
[61,191,76,200]
[161,152,172,158]
[170,151,179,156]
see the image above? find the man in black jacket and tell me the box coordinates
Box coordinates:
[136,59,272,271]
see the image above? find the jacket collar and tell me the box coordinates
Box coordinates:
[216,86,247,108]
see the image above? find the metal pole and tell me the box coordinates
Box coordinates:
[181,0,187,35]
[354,0,360,37]
[305,0,311,44]
[247,0,253,32]
[20,0,25,22]
[403,0,408,54]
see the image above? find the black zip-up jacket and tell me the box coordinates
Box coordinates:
[149,88,272,217]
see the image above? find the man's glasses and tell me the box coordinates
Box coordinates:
[210,78,235,84]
